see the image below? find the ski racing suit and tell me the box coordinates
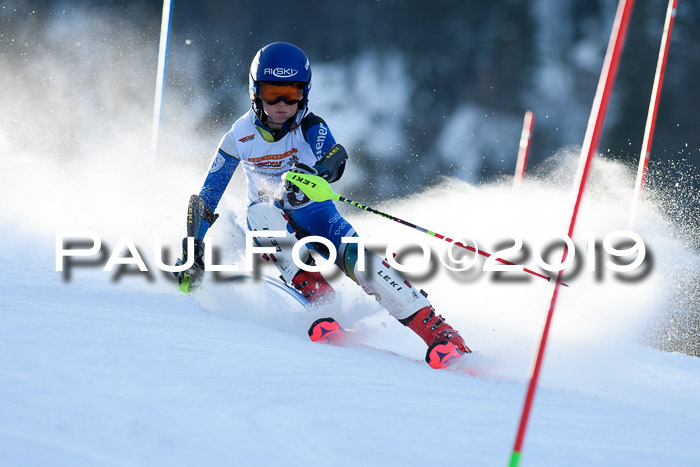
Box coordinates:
[190,107,429,321]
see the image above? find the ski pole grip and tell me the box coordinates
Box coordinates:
[282,172,339,202]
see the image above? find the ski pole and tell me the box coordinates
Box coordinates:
[283,171,561,285]
[629,0,677,228]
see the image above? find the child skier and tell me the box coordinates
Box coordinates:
[174,42,471,369]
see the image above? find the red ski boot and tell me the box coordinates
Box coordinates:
[403,305,471,369]
[291,269,335,305]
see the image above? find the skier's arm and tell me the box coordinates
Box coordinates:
[173,136,239,293]
[302,113,336,159]
[301,113,348,183]
[194,141,241,239]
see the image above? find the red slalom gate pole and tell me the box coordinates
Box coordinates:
[629,0,678,227]
[508,1,635,466]
[513,110,535,190]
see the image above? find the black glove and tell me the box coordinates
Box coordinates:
[314,144,348,183]
[174,237,205,293]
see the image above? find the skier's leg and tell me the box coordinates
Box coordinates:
[289,202,470,366]
[284,200,357,273]
[246,200,334,304]
[345,241,469,352]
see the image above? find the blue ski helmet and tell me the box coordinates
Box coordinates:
[249,42,312,113]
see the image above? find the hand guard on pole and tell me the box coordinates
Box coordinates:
[284,163,318,193]
[283,144,348,207]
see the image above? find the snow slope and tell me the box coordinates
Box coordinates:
[1,148,699,467]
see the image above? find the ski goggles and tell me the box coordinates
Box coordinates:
[258,82,305,105]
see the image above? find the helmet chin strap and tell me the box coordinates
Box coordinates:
[252,97,265,122]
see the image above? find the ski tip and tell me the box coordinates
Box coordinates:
[178,274,193,293]
[308,317,342,342]
[425,340,465,370]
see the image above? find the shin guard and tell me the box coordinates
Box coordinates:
[351,252,430,321]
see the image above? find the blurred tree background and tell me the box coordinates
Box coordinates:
[2,0,698,208]
[174,0,698,195]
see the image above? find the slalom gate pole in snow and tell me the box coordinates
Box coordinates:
[509,1,635,466]
[150,0,174,166]
[283,171,560,285]
[629,0,678,228]
[512,110,534,190]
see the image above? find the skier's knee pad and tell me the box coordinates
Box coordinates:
[351,251,430,321]
[246,201,309,283]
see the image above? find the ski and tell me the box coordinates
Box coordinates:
[307,317,468,370]
[307,317,343,342]
[221,274,310,307]
[424,339,465,370]
[220,278,477,373]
